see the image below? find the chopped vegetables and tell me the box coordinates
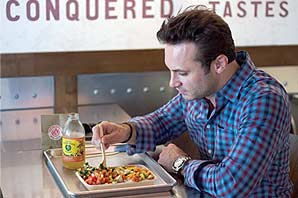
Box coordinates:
[77,162,155,185]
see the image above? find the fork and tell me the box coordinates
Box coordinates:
[98,125,107,168]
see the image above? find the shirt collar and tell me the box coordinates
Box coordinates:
[215,51,255,103]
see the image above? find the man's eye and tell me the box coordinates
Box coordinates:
[178,72,188,76]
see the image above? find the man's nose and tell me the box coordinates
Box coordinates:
[169,75,181,88]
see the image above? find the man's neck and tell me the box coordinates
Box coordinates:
[205,60,240,107]
[222,60,240,85]
[205,96,216,108]
[215,60,240,94]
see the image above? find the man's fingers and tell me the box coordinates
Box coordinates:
[98,124,104,137]
[102,132,119,145]
[91,121,124,146]
[92,125,100,140]
[91,124,105,149]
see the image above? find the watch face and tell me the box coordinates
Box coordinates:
[173,156,190,172]
[174,158,184,168]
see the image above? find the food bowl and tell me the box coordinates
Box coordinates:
[75,164,156,190]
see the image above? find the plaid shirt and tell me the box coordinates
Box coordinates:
[127,51,293,197]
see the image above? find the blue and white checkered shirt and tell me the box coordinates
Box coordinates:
[127,51,293,197]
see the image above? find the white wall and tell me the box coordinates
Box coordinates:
[1,0,297,53]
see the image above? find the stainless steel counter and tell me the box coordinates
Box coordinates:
[1,147,62,198]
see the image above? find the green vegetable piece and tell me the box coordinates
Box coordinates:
[140,173,146,179]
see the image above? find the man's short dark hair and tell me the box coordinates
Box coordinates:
[157,5,236,73]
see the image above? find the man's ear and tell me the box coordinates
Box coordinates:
[213,55,229,74]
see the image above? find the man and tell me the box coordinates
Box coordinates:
[92,5,293,197]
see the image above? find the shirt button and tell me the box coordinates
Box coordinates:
[206,124,210,129]
[208,149,212,154]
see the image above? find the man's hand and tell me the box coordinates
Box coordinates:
[91,121,131,149]
[158,143,188,173]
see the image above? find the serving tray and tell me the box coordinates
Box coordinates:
[43,148,176,198]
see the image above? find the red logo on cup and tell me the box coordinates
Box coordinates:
[48,125,63,140]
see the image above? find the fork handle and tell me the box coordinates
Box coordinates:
[99,125,107,167]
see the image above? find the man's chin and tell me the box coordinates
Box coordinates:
[180,93,203,100]
[181,93,195,100]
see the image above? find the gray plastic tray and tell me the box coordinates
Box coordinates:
[43,148,176,197]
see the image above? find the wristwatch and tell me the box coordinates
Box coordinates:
[172,155,191,174]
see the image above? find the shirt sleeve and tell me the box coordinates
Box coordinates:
[125,94,187,155]
[183,91,291,197]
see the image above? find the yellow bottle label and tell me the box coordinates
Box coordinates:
[62,137,85,162]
